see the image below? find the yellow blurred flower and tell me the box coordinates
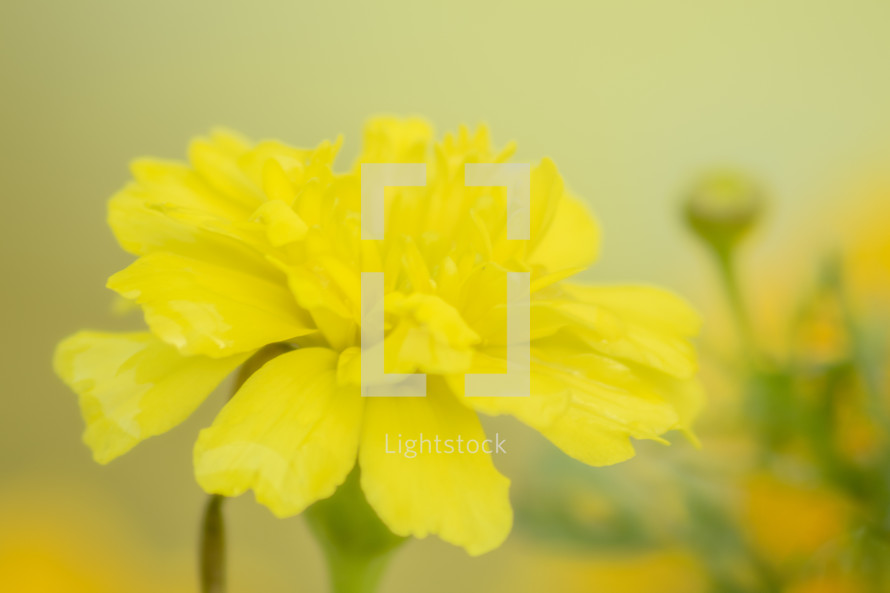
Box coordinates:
[0,488,185,593]
[54,116,701,554]
[785,575,866,593]
[840,190,890,313]
[791,292,850,366]
[743,473,851,569]
[506,547,708,593]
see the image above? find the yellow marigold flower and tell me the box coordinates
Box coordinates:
[54,117,702,555]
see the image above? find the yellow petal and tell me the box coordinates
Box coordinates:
[530,266,586,294]
[633,368,705,446]
[237,140,310,186]
[458,339,685,467]
[194,348,364,516]
[535,358,678,438]
[250,200,308,246]
[523,375,675,466]
[565,284,701,337]
[359,116,433,163]
[107,252,315,357]
[528,189,600,271]
[359,378,512,555]
[446,349,572,428]
[53,331,249,464]
[489,158,563,264]
[188,131,262,210]
[108,159,275,269]
[383,293,480,374]
[539,404,638,467]
[533,288,699,379]
[284,260,359,350]
[129,158,252,219]
[261,158,297,205]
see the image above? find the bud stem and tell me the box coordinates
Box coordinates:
[714,247,759,364]
[200,494,226,593]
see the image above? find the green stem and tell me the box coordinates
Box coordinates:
[306,468,406,593]
[323,543,396,593]
[714,247,759,364]
[200,495,226,593]
[831,263,890,433]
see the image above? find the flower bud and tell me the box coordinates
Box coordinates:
[683,170,765,254]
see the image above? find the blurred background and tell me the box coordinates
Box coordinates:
[2,1,889,591]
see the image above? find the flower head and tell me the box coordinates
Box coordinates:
[54,117,702,555]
